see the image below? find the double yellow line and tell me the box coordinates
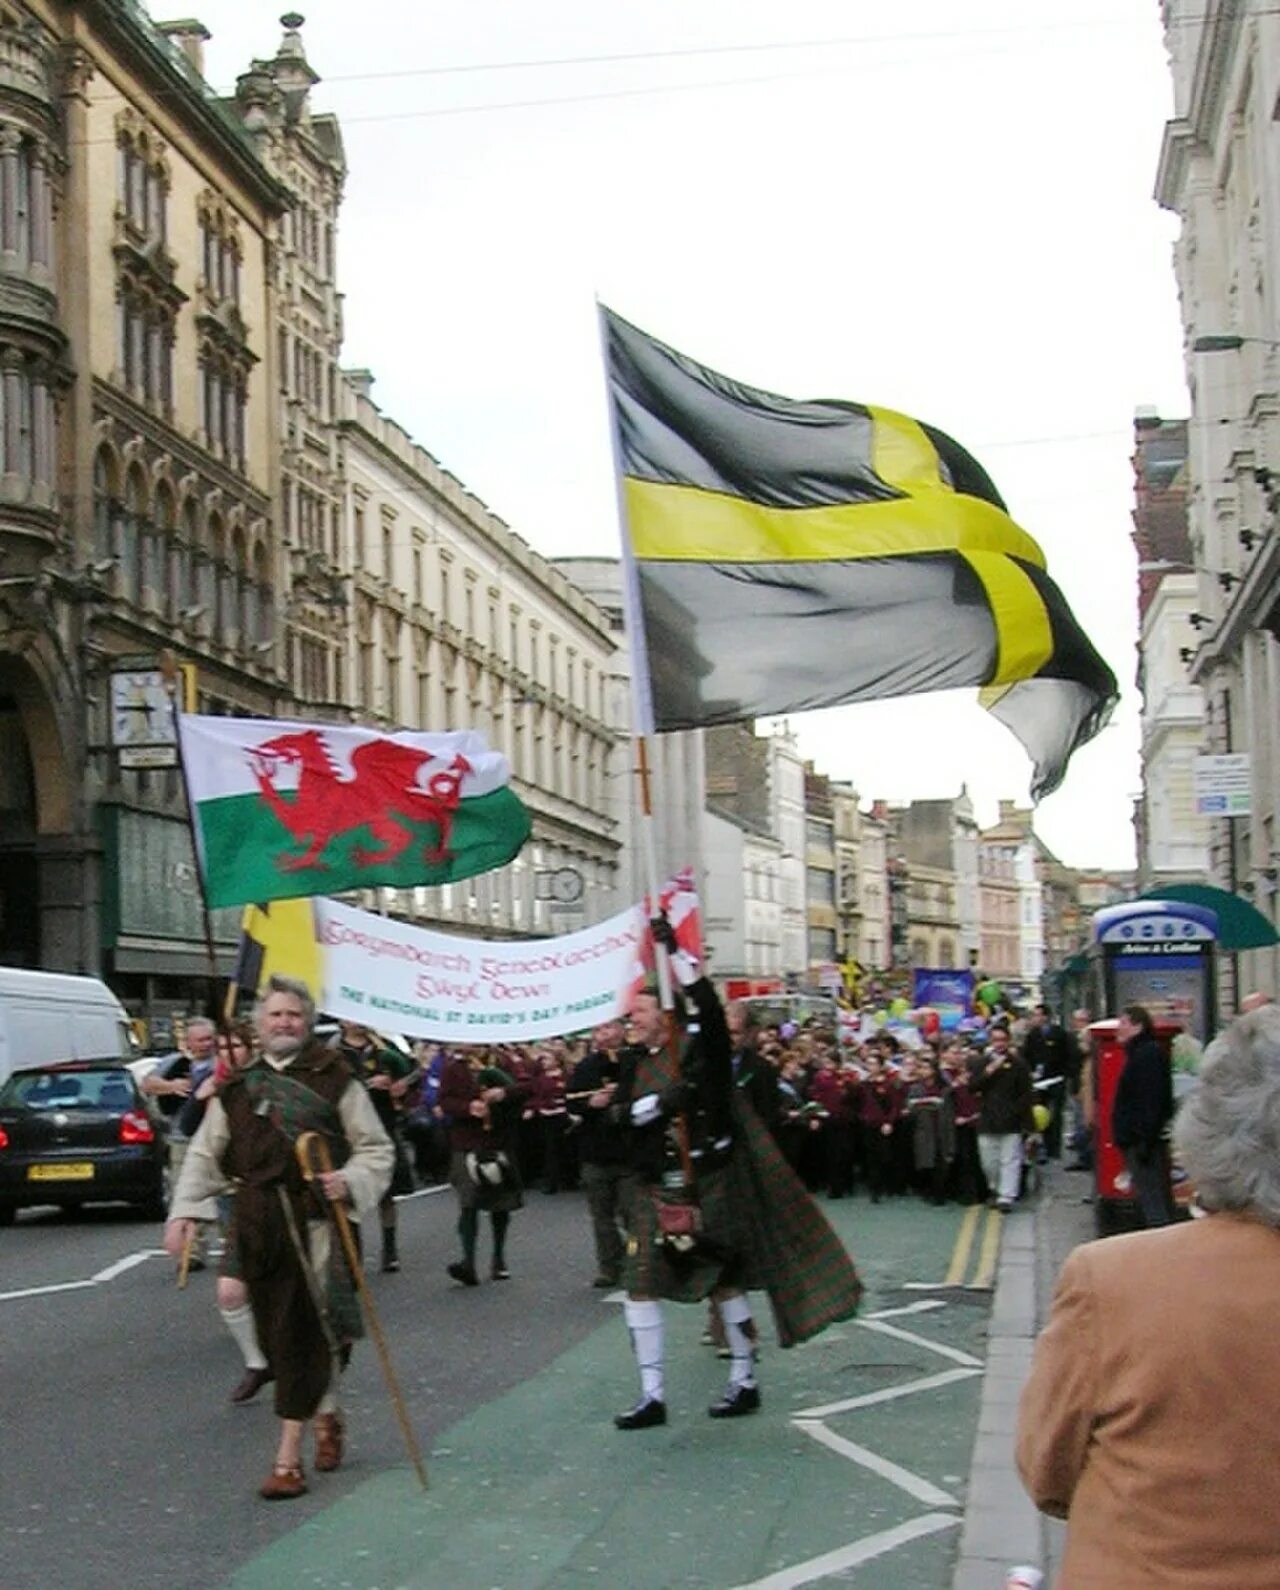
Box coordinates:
[943,1203,1003,1290]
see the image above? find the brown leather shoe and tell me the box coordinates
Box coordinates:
[259,1463,307,1501]
[229,1366,274,1405]
[314,1411,344,1473]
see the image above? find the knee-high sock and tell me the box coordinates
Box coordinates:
[491,1210,510,1266]
[717,1293,758,1390]
[219,1303,267,1371]
[623,1298,664,1403]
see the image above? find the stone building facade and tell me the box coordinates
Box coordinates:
[337,383,620,937]
[1156,0,1280,1001]
[0,3,291,1017]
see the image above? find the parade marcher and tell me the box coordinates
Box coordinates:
[905,1053,955,1205]
[612,917,862,1431]
[402,1043,451,1186]
[179,1021,273,1403]
[438,1048,529,1285]
[856,1052,901,1204]
[725,1001,781,1139]
[531,1046,573,1194]
[969,1023,1034,1212]
[568,1020,636,1289]
[1112,1004,1177,1229]
[143,1015,218,1272]
[1021,1003,1078,1159]
[1017,1007,1280,1587]
[334,1022,417,1272]
[164,976,394,1501]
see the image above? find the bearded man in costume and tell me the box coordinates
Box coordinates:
[613,919,863,1429]
[164,976,394,1499]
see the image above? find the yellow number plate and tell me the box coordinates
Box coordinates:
[28,1163,95,1182]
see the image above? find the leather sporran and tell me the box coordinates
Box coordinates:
[655,1195,703,1252]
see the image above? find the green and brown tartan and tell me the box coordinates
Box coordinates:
[730,1091,863,1347]
[621,1046,863,1340]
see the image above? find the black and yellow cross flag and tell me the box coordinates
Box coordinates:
[602,306,1118,798]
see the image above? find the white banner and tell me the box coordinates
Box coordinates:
[312,897,648,1042]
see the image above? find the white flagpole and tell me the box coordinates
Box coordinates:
[597,301,673,1011]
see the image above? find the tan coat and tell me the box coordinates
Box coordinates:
[1017,1213,1280,1587]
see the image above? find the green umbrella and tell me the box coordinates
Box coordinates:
[1137,883,1280,951]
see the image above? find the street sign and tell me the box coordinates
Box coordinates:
[1193,753,1251,817]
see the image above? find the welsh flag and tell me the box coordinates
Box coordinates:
[177,715,532,909]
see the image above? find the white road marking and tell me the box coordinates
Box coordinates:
[794,1365,982,1421]
[733,1512,962,1589]
[393,1185,449,1203]
[795,1420,960,1508]
[857,1317,983,1367]
[863,1298,947,1320]
[0,1247,167,1304]
[0,1278,96,1303]
[92,1251,160,1283]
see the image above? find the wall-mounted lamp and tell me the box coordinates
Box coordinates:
[251,639,274,654]
[1255,468,1273,492]
[1240,528,1259,552]
[86,557,117,577]
[1179,647,1195,664]
[1218,571,1239,592]
[180,604,206,624]
[1188,612,1209,630]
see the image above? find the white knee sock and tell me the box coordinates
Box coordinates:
[219,1303,267,1371]
[717,1293,758,1389]
[623,1298,665,1403]
[317,1389,338,1416]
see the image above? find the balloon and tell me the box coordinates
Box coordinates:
[1032,1104,1051,1134]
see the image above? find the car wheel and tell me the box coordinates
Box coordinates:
[0,1203,15,1227]
[139,1162,172,1222]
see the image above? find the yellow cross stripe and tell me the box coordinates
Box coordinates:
[969,1206,1004,1290]
[943,1203,981,1286]
[622,477,1049,569]
[960,551,1055,687]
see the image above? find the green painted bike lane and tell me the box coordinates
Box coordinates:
[229,1198,997,1590]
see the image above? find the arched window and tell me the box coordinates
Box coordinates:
[180,498,201,614]
[92,448,116,563]
[230,525,248,643]
[252,541,271,645]
[154,482,177,616]
[208,514,227,634]
[122,466,146,604]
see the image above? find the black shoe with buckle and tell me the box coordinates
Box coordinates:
[614,1398,667,1430]
[447,1260,479,1287]
[708,1384,760,1419]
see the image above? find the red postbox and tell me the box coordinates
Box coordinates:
[1089,1017,1182,1237]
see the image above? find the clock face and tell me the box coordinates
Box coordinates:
[550,867,583,904]
[110,670,175,746]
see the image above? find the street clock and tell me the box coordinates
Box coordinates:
[110,668,177,768]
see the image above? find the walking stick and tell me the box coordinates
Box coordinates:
[176,1229,195,1289]
[294,1131,429,1492]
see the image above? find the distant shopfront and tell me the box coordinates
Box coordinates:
[99,805,239,1045]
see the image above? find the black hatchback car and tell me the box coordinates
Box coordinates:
[0,1061,169,1224]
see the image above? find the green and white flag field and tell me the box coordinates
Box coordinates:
[177,714,532,909]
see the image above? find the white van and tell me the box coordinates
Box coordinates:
[0,968,134,1087]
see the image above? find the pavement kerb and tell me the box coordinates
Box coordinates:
[949,1202,1046,1590]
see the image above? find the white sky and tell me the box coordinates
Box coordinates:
[197,1,1189,871]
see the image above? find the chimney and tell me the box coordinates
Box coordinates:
[156,19,212,77]
[345,368,375,400]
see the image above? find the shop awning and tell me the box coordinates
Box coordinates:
[1138,883,1280,951]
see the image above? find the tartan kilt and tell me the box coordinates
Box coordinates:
[623,1156,763,1303]
[732,1093,864,1347]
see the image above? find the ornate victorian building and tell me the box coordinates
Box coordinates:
[0,4,289,1012]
